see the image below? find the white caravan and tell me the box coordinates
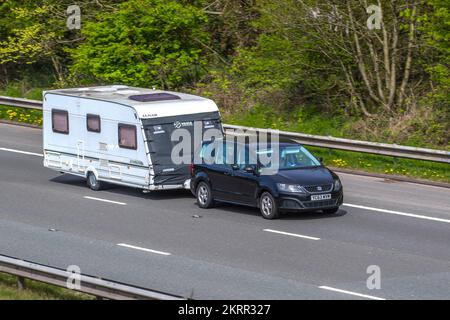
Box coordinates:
[43,85,222,191]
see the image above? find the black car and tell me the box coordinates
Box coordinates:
[190,141,343,219]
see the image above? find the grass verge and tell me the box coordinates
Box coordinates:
[308,146,449,183]
[0,105,42,126]
[0,272,93,300]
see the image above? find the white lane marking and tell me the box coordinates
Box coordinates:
[263,229,320,241]
[344,203,450,224]
[319,286,385,300]
[83,196,126,206]
[0,147,43,157]
[117,243,171,256]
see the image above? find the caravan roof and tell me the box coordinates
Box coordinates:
[45,85,219,119]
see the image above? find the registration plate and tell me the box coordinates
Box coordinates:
[311,194,331,201]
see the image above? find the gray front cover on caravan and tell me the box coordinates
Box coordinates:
[142,112,222,185]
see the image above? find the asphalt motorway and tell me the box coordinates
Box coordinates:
[0,123,449,299]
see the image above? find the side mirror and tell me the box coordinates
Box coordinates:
[318,157,324,163]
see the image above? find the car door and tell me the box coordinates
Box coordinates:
[230,146,259,205]
[204,142,235,201]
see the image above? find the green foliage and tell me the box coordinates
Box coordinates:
[70,0,209,89]
[0,0,448,151]
[423,0,450,104]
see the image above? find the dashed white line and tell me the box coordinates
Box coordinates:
[0,147,43,157]
[83,196,126,206]
[117,243,171,256]
[263,229,320,241]
[344,203,450,224]
[319,286,385,300]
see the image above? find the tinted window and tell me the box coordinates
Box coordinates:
[258,145,321,169]
[118,124,137,150]
[236,146,251,170]
[200,141,235,165]
[52,109,69,134]
[87,114,101,133]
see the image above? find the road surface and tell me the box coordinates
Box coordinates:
[0,123,449,299]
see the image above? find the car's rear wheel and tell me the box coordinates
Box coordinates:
[323,207,339,214]
[259,192,279,219]
[196,181,214,208]
[87,172,102,191]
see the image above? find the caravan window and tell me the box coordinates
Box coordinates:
[118,124,137,150]
[87,114,101,133]
[52,109,69,134]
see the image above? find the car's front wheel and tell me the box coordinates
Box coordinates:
[259,192,279,219]
[196,181,214,208]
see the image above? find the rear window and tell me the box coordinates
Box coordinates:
[52,109,69,134]
[87,114,101,133]
[118,124,137,150]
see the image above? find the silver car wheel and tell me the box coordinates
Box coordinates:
[261,195,273,216]
[198,185,209,205]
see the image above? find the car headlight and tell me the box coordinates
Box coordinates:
[277,183,305,193]
[333,179,342,191]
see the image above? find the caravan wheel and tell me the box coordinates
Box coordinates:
[87,172,102,191]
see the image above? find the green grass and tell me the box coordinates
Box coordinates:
[0,105,42,126]
[0,82,46,101]
[309,146,449,183]
[0,273,93,300]
[225,104,450,150]
[0,82,46,126]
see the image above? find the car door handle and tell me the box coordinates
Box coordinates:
[224,171,232,175]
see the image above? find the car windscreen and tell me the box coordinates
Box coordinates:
[257,145,321,170]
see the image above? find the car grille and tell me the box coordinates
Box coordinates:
[302,199,337,208]
[303,184,333,193]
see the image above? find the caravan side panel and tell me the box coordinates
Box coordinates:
[43,93,150,188]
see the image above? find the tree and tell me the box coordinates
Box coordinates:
[0,0,123,84]
[231,0,429,118]
[70,0,209,89]
[423,0,450,105]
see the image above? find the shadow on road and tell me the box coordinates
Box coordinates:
[49,174,193,200]
[204,201,348,220]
